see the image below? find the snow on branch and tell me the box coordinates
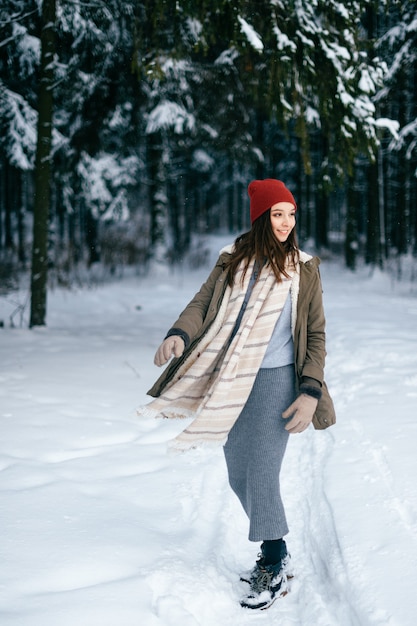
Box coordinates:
[76,152,139,221]
[388,118,417,157]
[12,22,40,77]
[146,101,195,135]
[273,27,297,53]
[237,16,264,52]
[375,117,400,140]
[0,84,37,170]
[214,48,239,66]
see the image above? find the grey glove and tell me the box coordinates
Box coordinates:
[154,336,185,367]
[282,393,318,433]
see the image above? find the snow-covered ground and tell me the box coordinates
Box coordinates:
[1,238,417,626]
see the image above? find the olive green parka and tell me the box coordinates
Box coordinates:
[148,249,335,430]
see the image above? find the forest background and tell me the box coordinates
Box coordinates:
[0,0,416,326]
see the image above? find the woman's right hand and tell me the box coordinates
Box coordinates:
[154,336,185,367]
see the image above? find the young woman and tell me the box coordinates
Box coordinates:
[142,178,335,610]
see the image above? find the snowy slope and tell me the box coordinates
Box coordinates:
[1,243,417,626]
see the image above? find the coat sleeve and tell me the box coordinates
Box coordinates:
[296,261,336,430]
[297,267,327,386]
[148,255,229,398]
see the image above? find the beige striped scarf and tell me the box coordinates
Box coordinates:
[143,259,294,450]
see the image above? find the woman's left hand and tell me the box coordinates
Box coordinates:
[282,394,318,433]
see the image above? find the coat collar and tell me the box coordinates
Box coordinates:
[219,243,315,265]
[299,250,313,263]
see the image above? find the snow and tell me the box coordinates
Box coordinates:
[306,105,320,125]
[273,27,297,53]
[77,152,139,220]
[13,22,40,76]
[389,118,417,156]
[214,48,239,66]
[2,87,37,170]
[185,17,203,42]
[146,101,195,135]
[237,16,264,52]
[192,149,214,173]
[358,68,376,94]
[2,238,417,625]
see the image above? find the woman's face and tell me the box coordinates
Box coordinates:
[270,202,296,243]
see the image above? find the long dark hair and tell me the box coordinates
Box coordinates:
[225,210,299,286]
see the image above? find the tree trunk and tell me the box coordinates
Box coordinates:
[17,170,27,263]
[147,132,164,248]
[393,70,408,257]
[345,174,357,270]
[85,210,100,266]
[167,174,181,262]
[315,134,329,250]
[365,159,382,267]
[315,187,329,249]
[0,160,4,251]
[302,173,313,243]
[4,161,15,251]
[227,161,234,232]
[29,0,56,327]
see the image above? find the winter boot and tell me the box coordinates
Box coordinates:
[240,539,292,585]
[240,540,292,610]
[240,560,290,610]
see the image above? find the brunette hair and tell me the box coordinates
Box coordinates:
[225,210,299,286]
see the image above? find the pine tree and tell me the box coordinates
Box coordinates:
[377,0,417,260]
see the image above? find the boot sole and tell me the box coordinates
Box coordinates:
[240,587,290,611]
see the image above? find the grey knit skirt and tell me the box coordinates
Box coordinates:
[223,365,296,542]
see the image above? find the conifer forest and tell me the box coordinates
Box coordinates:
[1,1,416,325]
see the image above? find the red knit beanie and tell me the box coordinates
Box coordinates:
[248,179,297,224]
